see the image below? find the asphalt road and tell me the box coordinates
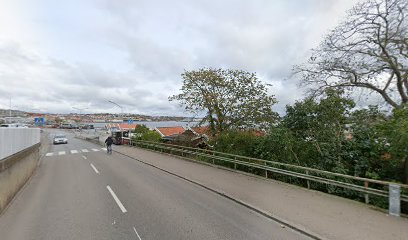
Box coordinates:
[0,129,312,240]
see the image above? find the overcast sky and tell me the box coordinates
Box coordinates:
[0,0,359,116]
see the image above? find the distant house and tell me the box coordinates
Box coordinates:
[154,126,186,137]
[189,126,211,140]
[160,128,209,148]
[106,123,138,132]
[249,129,266,137]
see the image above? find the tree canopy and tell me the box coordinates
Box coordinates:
[295,0,408,108]
[169,68,278,135]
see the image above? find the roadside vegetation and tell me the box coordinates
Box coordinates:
[134,0,408,211]
[132,124,162,142]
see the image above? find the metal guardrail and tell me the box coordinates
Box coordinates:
[129,139,408,216]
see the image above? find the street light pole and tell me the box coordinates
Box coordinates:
[108,100,124,118]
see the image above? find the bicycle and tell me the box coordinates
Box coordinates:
[106,144,112,154]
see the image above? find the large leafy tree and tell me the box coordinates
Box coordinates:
[169,68,278,135]
[377,106,408,183]
[295,0,408,108]
[282,89,355,171]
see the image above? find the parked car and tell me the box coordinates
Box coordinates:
[53,134,68,144]
[0,123,28,128]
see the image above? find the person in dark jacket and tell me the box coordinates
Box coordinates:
[105,136,113,154]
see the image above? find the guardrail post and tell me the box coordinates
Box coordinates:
[306,170,310,189]
[264,162,268,178]
[364,181,369,204]
[388,184,400,217]
[234,156,237,169]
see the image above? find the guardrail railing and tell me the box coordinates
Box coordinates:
[129,139,408,217]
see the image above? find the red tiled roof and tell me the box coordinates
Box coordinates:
[156,126,185,137]
[249,130,266,137]
[118,123,138,129]
[190,126,210,135]
[106,123,138,130]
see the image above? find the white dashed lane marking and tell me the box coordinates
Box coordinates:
[45,148,105,157]
[107,185,127,213]
[90,163,99,174]
[133,227,142,240]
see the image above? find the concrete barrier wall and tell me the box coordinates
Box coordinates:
[0,128,41,213]
[0,128,40,160]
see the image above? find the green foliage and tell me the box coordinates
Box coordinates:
[213,131,260,157]
[282,89,355,171]
[169,68,278,136]
[133,124,150,135]
[132,124,162,142]
[210,91,406,209]
[141,131,162,142]
[375,106,408,183]
[253,126,299,164]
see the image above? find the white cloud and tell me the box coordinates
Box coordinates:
[0,0,359,115]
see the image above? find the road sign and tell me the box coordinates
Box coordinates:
[34,117,45,126]
[128,119,134,124]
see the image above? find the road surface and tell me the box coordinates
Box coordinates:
[0,129,312,240]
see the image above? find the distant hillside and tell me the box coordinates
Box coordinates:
[0,109,27,117]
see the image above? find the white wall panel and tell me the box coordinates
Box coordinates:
[0,128,40,160]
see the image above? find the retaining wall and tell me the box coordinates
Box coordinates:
[0,128,41,213]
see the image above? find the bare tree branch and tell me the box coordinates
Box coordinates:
[294,0,408,108]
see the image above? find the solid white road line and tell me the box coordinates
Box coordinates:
[82,149,89,153]
[92,148,99,152]
[45,153,54,157]
[58,151,66,155]
[101,147,107,151]
[106,185,127,213]
[71,150,78,154]
[90,163,100,174]
[133,227,142,240]
[82,155,87,160]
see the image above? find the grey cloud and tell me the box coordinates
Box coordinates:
[0,0,359,115]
